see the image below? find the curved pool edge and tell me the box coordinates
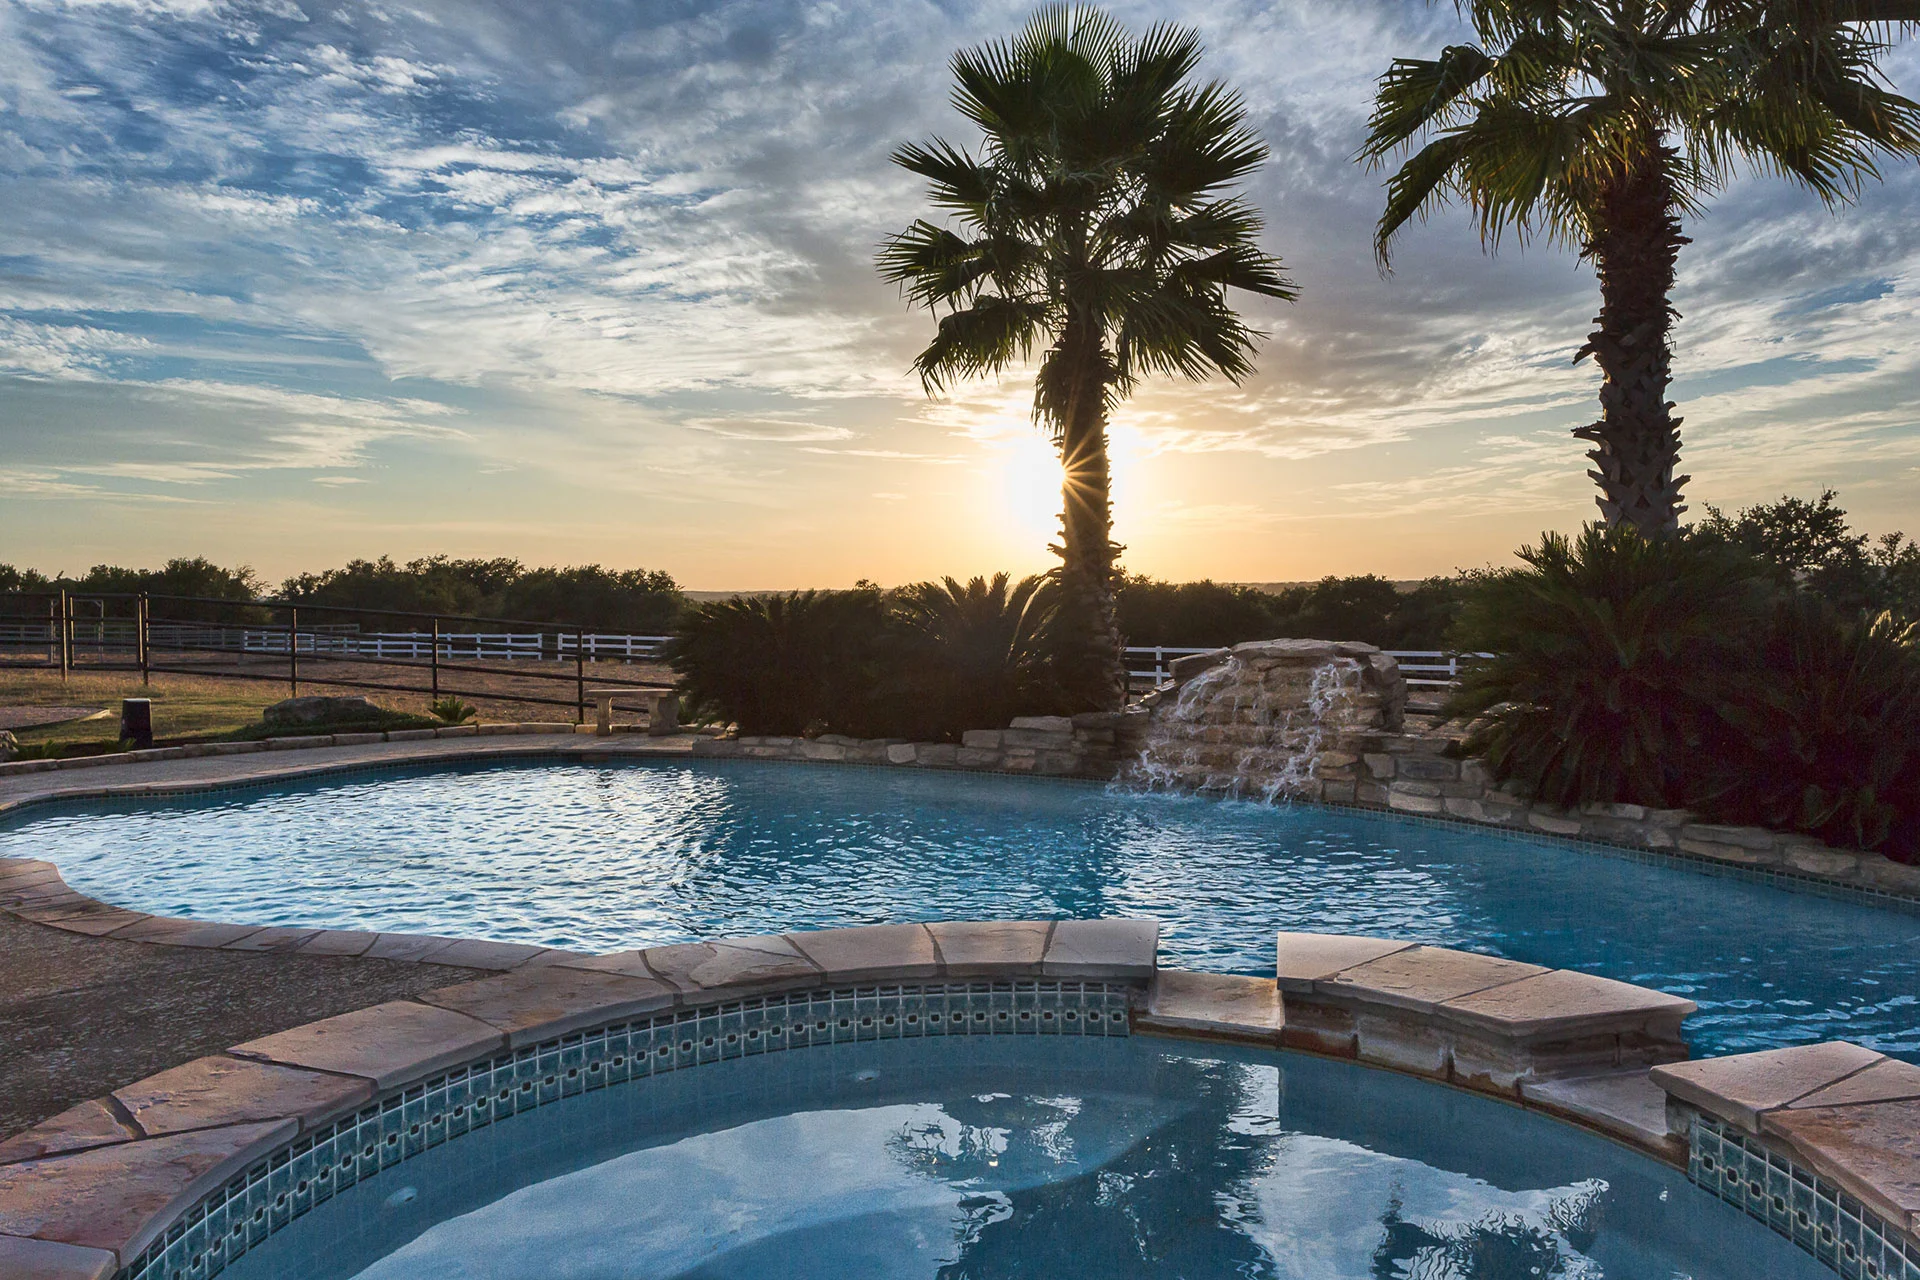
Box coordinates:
[0,918,1914,1280]
[4,731,1917,916]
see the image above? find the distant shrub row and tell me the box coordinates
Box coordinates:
[666,575,1067,741]
[0,556,686,633]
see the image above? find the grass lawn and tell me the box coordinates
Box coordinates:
[0,669,367,748]
[0,656,676,751]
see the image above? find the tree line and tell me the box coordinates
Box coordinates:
[0,557,685,632]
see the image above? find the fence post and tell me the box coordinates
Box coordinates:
[137,593,150,687]
[574,626,586,725]
[58,590,71,682]
[288,605,299,696]
[430,617,441,699]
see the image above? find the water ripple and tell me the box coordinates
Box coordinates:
[2,758,1913,1062]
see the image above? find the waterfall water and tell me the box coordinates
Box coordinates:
[1127,650,1365,802]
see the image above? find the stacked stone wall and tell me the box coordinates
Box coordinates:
[689,712,1141,778]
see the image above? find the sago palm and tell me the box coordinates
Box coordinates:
[879,5,1296,709]
[1362,0,1920,536]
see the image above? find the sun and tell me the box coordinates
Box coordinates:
[991,430,1066,550]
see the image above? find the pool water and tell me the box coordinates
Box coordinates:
[219,1036,1826,1280]
[5,758,1916,1061]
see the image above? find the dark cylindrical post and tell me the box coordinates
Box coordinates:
[288,605,300,696]
[58,589,71,682]
[137,593,151,686]
[431,617,441,698]
[574,626,586,725]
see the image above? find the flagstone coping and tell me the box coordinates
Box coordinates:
[0,1232,118,1280]
[1652,1043,1920,1238]
[1275,931,1699,1083]
[2,920,1912,1271]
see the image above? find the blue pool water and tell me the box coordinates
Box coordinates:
[219,1036,1825,1280]
[4,758,1915,1062]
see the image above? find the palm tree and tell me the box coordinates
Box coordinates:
[1362,0,1920,537]
[879,5,1296,709]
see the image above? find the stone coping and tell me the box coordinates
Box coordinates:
[8,917,1911,1278]
[1653,1044,1920,1240]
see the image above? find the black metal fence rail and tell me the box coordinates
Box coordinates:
[0,590,674,723]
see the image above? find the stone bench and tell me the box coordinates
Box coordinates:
[591,688,678,737]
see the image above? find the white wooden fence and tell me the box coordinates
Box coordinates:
[1123,645,1485,690]
[0,621,1474,686]
[0,623,672,663]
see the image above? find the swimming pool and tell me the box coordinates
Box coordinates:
[4,757,1915,1062]
[207,1034,1825,1280]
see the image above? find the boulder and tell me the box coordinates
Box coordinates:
[262,696,383,727]
[0,730,17,762]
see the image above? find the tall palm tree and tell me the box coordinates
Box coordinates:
[879,6,1296,709]
[1362,0,1920,537]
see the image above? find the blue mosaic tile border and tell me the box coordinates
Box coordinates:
[1689,1115,1920,1280]
[115,980,1132,1280]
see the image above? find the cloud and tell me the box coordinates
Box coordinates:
[0,0,1914,579]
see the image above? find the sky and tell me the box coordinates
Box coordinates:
[0,0,1917,590]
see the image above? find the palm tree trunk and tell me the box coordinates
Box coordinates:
[1573,140,1691,538]
[1053,319,1127,711]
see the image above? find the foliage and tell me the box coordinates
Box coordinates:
[427,695,476,724]
[1694,600,1920,861]
[1113,577,1284,648]
[1444,526,1766,808]
[74,557,262,603]
[879,5,1295,708]
[669,577,1065,741]
[1114,573,1474,649]
[892,573,1059,738]
[666,589,894,737]
[1362,0,1920,535]
[497,566,683,633]
[280,556,684,631]
[0,564,54,595]
[1694,490,1920,621]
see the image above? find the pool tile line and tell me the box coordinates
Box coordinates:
[1689,1118,1920,1280]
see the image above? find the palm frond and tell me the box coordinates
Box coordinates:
[911,295,1050,393]
[1361,45,1498,158]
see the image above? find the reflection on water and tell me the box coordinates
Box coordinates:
[6,757,1916,1061]
[218,1039,1818,1280]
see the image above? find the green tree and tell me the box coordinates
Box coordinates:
[1363,0,1920,537]
[879,5,1296,709]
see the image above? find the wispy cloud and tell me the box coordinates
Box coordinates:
[0,0,1914,583]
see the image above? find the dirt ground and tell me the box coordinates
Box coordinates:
[0,911,486,1138]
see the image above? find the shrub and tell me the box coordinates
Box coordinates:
[1693,600,1920,861]
[892,574,1058,737]
[1113,572,1474,649]
[1444,526,1767,808]
[666,589,893,737]
[1114,576,1282,646]
[427,695,476,724]
[668,576,1068,740]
